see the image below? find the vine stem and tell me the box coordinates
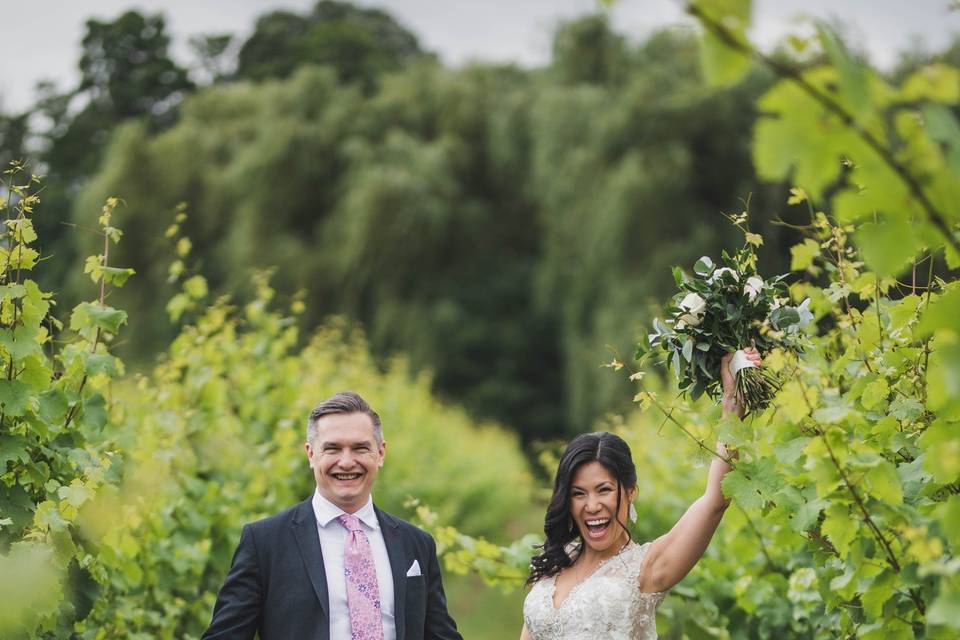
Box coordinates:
[816,427,927,613]
[639,390,736,467]
[63,226,108,431]
[738,505,780,571]
[816,427,901,572]
[920,254,935,402]
[684,1,960,256]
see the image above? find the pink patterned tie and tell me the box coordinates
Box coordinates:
[337,514,384,640]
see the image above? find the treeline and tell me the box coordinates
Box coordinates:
[2,1,955,442]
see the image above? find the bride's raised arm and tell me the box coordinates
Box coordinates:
[638,347,760,593]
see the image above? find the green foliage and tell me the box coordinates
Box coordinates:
[601,4,960,634]
[0,164,132,638]
[626,211,960,637]
[235,0,426,89]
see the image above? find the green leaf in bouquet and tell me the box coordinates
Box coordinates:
[724,303,741,322]
[690,380,706,400]
[672,266,686,287]
[633,343,647,362]
[770,306,800,330]
[697,355,714,379]
[694,256,715,276]
[682,338,694,362]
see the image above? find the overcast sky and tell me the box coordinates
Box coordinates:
[2,0,958,113]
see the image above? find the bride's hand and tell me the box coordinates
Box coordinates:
[719,348,761,410]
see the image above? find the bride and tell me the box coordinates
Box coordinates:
[521,349,760,640]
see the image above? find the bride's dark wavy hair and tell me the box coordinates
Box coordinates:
[527,431,637,585]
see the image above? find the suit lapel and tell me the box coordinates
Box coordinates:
[377,505,407,640]
[291,498,330,621]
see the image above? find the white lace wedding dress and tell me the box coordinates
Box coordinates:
[523,541,667,640]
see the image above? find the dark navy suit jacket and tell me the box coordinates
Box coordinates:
[202,499,462,640]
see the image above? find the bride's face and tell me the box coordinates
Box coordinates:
[569,461,634,555]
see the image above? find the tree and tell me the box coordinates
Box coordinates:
[78,11,193,122]
[26,11,194,307]
[235,0,426,90]
[188,33,234,85]
[551,14,629,86]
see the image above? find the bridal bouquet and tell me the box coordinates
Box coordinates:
[645,246,812,413]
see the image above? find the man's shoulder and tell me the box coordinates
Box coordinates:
[245,499,312,534]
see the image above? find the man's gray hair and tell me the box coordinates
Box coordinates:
[306,391,383,445]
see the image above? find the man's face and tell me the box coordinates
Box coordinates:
[305,412,386,513]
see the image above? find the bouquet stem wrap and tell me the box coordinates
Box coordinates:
[731,348,781,413]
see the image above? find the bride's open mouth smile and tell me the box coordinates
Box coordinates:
[583,517,611,539]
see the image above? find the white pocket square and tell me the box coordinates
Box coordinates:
[406,559,421,577]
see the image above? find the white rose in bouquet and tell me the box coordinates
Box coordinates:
[743,276,764,302]
[677,292,707,327]
[708,267,739,284]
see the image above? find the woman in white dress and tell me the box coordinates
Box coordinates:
[521,349,760,640]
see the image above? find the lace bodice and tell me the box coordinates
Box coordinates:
[523,541,667,640]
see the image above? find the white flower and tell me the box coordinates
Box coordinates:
[743,276,764,302]
[678,292,706,327]
[796,298,813,327]
[708,267,740,284]
[783,298,814,334]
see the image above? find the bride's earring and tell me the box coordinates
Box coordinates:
[629,503,638,523]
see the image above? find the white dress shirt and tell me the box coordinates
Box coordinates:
[312,491,397,640]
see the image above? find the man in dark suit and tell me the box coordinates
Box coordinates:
[203,391,463,639]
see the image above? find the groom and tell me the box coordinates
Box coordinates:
[203,391,463,639]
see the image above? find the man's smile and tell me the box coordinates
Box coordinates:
[331,471,364,482]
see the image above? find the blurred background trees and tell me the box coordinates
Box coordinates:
[0,1,831,443]
[2,1,955,444]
